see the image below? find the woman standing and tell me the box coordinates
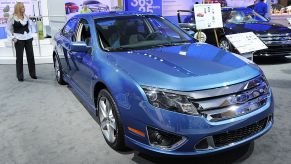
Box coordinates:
[6,2,37,81]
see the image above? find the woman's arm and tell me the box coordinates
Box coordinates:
[5,15,15,40]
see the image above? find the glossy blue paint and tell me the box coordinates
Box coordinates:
[53,11,274,156]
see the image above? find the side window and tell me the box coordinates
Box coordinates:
[76,19,92,46]
[62,18,78,41]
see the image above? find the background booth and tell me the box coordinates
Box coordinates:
[0,0,290,64]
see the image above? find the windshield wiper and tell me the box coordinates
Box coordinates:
[108,46,137,51]
[170,40,192,45]
[154,41,191,47]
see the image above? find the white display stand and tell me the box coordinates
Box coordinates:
[193,3,223,45]
[226,32,268,60]
[193,3,223,30]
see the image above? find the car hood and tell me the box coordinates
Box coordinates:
[107,43,261,91]
[225,22,291,35]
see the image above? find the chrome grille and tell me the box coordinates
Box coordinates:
[189,76,270,122]
[257,33,291,45]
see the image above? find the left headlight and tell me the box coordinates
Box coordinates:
[142,87,199,115]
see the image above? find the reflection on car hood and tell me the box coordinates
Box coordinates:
[225,22,291,35]
[107,43,261,91]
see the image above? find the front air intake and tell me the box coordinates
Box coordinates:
[147,127,186,150]
[195,115,272,150]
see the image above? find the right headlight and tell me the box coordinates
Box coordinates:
[142,87,199,115]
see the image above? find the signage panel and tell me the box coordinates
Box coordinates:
[226,32,268,54]
[194,3,223,30]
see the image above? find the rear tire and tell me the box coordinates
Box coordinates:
[53,54,66,85]
[97,89,126,150]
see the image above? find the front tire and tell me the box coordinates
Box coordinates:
[220,37,232,52]
[97,89,125,150]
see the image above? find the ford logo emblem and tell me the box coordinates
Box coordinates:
[235,94,249,104]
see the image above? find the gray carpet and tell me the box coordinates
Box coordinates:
[0,56,290,164]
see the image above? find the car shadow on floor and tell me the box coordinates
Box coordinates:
[68,84,256,164]
[130,141,255,164]
[254,56,291,65]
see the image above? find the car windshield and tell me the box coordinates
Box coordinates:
[94,15,194,51]
[222,9,268,24]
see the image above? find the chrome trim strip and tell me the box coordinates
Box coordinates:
[142,76,263,100]
[193,82,268,110]
[142,75,269,122]
[200,95,269,122]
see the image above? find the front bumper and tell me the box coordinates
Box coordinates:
[124,93,274,156]
[254,45,291,56]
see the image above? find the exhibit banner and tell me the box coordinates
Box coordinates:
[162,0,199,16]
[225,0,254,7]
[64,0,122,19]
[0,0,33,27]
[226,32,268,54]
[125,0,162,15]
[194,3,223,30]
[125,0,203,17]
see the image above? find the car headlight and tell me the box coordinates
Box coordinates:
[142,87,199,115]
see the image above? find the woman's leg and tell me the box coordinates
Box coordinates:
[24,38,36,78]
[14,40,25,80]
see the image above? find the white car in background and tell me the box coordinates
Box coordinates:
[82,0,109,12]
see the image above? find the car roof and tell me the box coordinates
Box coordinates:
[72,11,157,20]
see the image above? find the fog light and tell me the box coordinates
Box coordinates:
[147,127,186,150]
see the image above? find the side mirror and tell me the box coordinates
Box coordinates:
[70,41,91,52]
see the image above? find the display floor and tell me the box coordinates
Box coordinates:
[0,57,291,164]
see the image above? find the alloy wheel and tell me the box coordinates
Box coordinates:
[220,40,230,51]
[98,96,117,143]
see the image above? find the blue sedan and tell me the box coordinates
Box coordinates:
[53,11,274,156]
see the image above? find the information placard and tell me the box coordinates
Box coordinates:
[193,3,223,30]
[225,32,268,54]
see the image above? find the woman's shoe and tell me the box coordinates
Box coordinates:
[31,76,37,79]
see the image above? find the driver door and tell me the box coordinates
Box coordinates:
[70,18,94,96]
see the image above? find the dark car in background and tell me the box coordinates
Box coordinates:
[179,7,291,56]
[83,0,109,12]
[65,2,79,14]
